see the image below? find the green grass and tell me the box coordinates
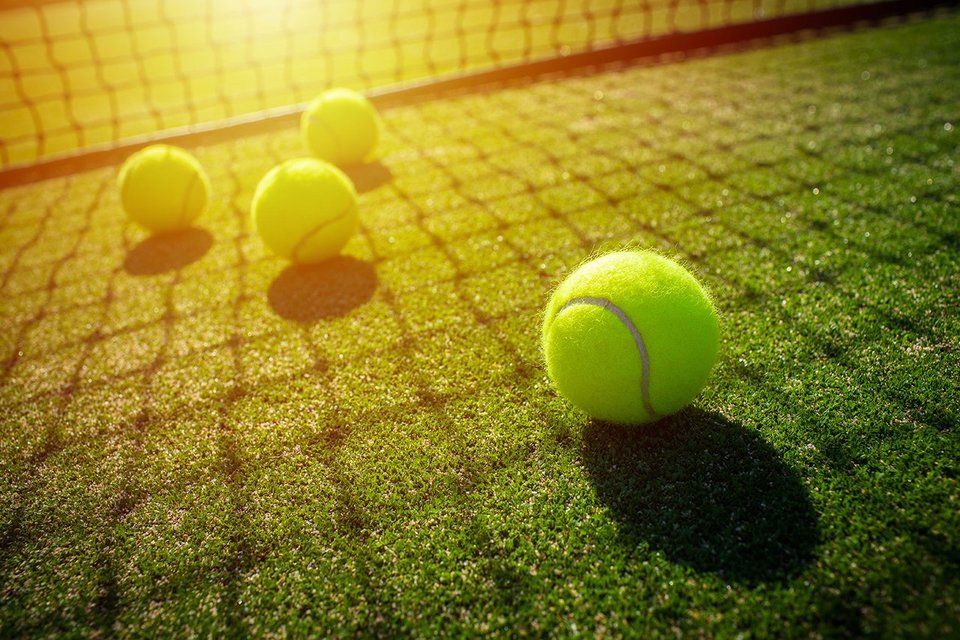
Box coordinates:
[1,12,959,638]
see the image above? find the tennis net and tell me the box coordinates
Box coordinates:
[0,0,942,172]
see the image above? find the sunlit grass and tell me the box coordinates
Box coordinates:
[0,11,958,638]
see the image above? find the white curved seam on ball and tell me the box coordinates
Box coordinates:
[558,296,659,419]
[290,204,356,263]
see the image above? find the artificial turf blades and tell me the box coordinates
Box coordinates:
[1,12,959,638]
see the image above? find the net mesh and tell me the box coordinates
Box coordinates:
[1,0,877,170]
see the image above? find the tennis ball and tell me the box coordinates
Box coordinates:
[117,144,211,233]
[301,88,380,166]
[251,158,359,264]
[542,250,719,425]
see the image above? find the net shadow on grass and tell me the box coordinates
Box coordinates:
[267,256,378,322]
[582,408,819,584]
[122,228,213,276]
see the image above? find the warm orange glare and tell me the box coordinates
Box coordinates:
[1,0,857,169]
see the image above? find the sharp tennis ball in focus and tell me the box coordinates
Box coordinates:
[542,250,719,426]
[251,158,359,264]
[117,144,211,233]
[301,88,380,166]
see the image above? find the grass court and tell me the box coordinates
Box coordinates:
[1,4,958,637]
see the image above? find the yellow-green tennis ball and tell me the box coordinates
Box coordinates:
[117,144,210,233]
[301,88,380,166]
[251,158,359,264]
[542,250,719,426]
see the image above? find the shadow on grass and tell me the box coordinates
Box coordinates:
[123,227,212,275]
[268,256,377,322]
[343,161,393,193]
[582,408,819,584]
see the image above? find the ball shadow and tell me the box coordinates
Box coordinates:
[342,161,392,193]
[582,408,819,584]
[267,256,377,323]
[123,228,213,276]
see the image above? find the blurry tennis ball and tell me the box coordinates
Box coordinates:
[542,250,719,425]
[301,88,380,166]
[251,158,359,264]
[117,144,211,233]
